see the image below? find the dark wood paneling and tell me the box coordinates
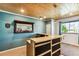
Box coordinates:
[35,43,50,56]
[52,38,60,44]
[52,44,60,52]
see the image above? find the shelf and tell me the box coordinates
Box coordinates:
[52,42,61,47]
[35,41,50,47]
[35,43,50,56]
[38,49,51,56]
[43,52,51,56]
[52,48,60,55]
[52,50,60,56]
[52,38,60,44]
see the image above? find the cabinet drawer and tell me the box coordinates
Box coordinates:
[43,52,51,56]
[52,50,60,56]
[35,43,50,56]
[52,38,60,44]
[52,44,60,52]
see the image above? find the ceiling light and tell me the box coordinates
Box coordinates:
[20,8,24,13]
[43,16,46,18]
[39,16,46,20]
[39,17,43,20]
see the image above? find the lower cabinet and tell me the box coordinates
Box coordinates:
[27,38,61,56]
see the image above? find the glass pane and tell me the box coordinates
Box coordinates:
[69,22,75,33]
[61,21,79,33]
[61,23,69,33]
[69,22,79,33]
[74,22,79,33]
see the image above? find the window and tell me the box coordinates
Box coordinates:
[60,21,79,34]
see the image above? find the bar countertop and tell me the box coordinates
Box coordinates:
[28,35,64,43]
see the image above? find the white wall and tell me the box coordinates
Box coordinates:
[45,19,55,35]
[62,34,78,44]
[46,22,51,34]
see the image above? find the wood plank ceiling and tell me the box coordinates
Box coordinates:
[0,3,79,20]
[0,3,60,20]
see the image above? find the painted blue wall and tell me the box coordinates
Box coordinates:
[0,12,46,51]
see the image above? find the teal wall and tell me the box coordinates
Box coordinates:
[0,12,46,51]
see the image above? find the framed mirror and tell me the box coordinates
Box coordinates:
[14,20,34,33]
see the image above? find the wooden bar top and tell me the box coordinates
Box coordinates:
[28,35,63,43]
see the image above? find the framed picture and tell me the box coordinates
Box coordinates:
[14,20,34,33]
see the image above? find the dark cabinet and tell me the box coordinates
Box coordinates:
[27,37,61,56]
[35,43,50,56]
[52,38,60,44]
[52,44,60,52]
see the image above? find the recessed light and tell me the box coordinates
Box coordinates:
[43,16,46,18]
[20,8,24,13]
[39,17,43,20]
[39,16,46,20]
